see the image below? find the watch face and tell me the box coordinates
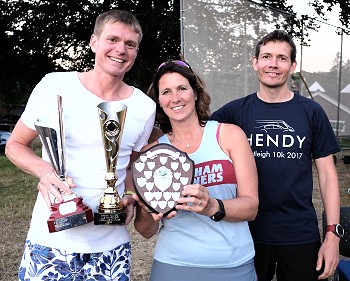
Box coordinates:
[336,224,344,237]
[212,210,225,221]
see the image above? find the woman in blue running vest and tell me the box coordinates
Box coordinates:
[133,59,259,281]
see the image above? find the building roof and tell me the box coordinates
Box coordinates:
[309,81,326,92]
[341,83,350,94]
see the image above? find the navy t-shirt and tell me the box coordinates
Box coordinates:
[211,92,340,245]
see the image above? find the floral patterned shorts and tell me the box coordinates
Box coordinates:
[18,239,131,281]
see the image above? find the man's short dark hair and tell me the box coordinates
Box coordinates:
[255,30,297,63]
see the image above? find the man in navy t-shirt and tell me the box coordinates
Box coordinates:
[211,30,341,281]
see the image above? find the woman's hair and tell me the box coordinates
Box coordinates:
[147,60,211,134]
[255,30,296,63]
[93,10,143,43]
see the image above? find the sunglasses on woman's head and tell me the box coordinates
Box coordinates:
[157,60,192,72]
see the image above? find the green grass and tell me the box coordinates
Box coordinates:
[0,152,156,281]
[0,154,38,280]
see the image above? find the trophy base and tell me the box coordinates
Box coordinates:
[47,197,94,233]
[94,210,126,225]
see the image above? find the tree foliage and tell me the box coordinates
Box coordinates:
[1,0,181,108]
[0,0,349,109]
[250,0,350,46]
[310,0,350,29]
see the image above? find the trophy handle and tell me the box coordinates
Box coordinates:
[57,95,66,182]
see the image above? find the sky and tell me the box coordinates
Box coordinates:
[288,1,350,73]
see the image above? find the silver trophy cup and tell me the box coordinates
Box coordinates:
[34,95,93,232]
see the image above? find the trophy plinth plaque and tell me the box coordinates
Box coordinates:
[132,143,194,216]
[47,194,94,233]
[35,95,93,233]
[94,101,127,225]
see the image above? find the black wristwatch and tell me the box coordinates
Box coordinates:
[210,199,225,222]
[325,224,344,238]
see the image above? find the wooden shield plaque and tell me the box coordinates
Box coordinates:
[132,143,194,215]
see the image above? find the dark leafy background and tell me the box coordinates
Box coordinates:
[0,0,349,108]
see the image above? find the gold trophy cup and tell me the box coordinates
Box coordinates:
[35,95,93,233]
[94,101,127,225]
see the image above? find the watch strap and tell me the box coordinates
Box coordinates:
[325,224,344,238]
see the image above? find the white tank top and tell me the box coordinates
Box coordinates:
[154,120,255,268]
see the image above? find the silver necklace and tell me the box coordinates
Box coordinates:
[172,127,202,148]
